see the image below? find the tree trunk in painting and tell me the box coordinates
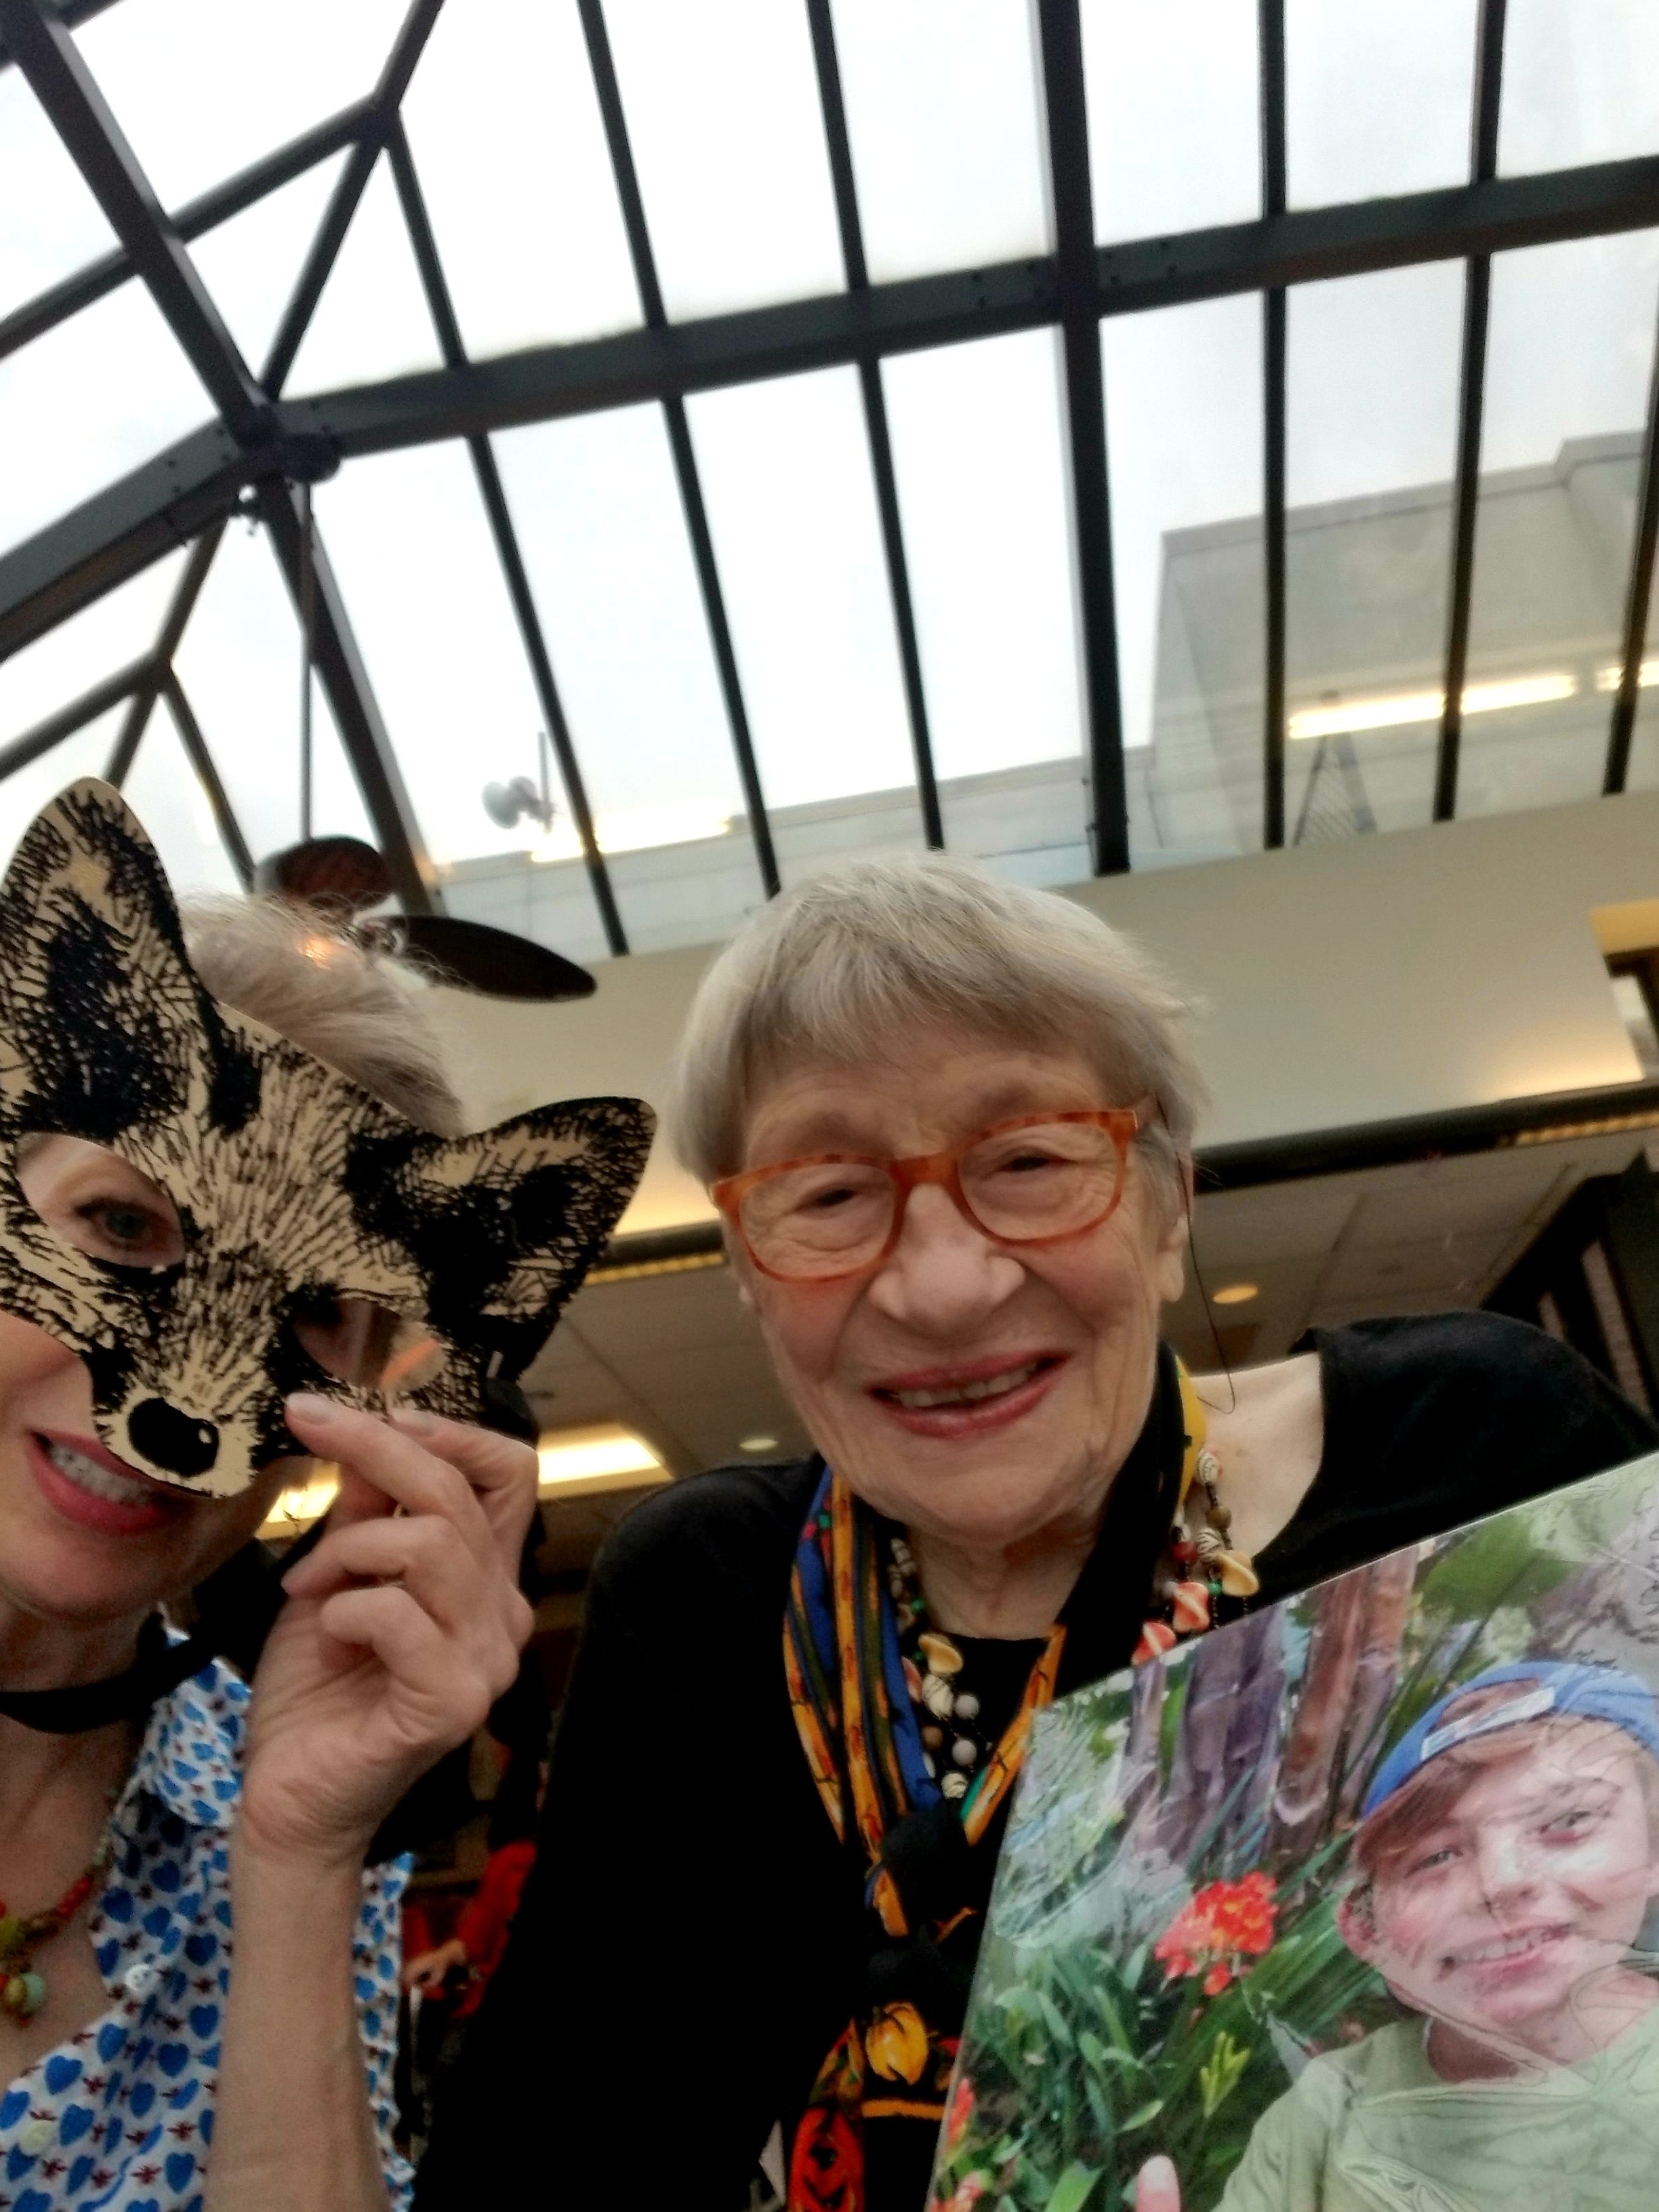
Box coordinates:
[1263,1569,1370,1866]
[1334,1551,1418,1824]
[1158,1612,1286,1868]
[1116,1652,1168,1853]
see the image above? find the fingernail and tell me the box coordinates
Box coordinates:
[390,1407,438,1437]
[285,1391,338,1425]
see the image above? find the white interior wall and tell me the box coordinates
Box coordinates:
[432,787,1659,1235]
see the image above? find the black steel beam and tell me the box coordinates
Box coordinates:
[261,0,445,395]
[386,119,629,956]
[9,155,1659,670]
[1605,290,1659,794]
[575,0,781,899]
[0,0,120,70]
[1261,0,1287,850]
[1435,0,1507,823]
[0,99,371,368]
[0,0,271,440]
[0,654,150,781]
[105,523,223,785]
[255,480,437,914]
[159,669,254,886]
[804,0,943,851]
[1037,0,1127,876]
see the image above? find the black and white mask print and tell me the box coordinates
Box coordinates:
[0,781,653,1498]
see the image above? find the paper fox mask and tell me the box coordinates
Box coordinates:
[0,781,653,1498]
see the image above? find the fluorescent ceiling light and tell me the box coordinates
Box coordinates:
[1595,660,1659,693]
[259,1465,340,1541]
[537,1422,670,1499]
[1288,672,1578,742]
[1212,1282,1259,1306]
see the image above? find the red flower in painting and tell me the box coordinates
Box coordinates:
[1154,1871,1277,1991]
[944,2073,975,2150]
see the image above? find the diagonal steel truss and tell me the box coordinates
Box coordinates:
[2,0,1658,952]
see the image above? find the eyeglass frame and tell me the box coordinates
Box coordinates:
[712,1101,1157,1284]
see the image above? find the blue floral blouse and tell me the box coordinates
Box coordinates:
[0,1657,411,2212]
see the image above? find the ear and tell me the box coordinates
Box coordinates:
[1335,1886,1379,1964]
[0,778,259,1146]
[348,1095,655,1370]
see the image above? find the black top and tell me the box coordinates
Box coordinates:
[415,1314,1658,2212]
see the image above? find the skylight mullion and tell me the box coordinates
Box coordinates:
[0,653,146,783]
[576,0,781,900]
[385,116,629,958]
[160,668,253,886]
[804,0,943,851]
[106,520,220,783]
[1261,0,1287,849]
[1603,295,1659,796]
[1037,0,1127,876]
[1435,0,1507,823]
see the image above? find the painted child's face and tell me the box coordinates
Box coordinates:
[1344,1725,1659,2044]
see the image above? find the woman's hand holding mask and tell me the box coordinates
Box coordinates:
[239,1395,537,1871]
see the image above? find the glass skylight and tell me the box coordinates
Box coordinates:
[602,0,844,321]
[188,153,349,379]
[123,700,243,895]
[828,0,1050,283]
[401,0,643,357]
[0,710,127,872]
[0,71,117,322]
[0,546,183,747]
[1286,0,1478,209]
[283,156,443,397]
[1083,0,1258,245]
[1498,0,1659,177]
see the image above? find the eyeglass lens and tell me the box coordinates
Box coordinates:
[739,1119,1126,1279]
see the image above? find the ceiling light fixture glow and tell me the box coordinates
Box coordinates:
[1288,672,1578,742]
[1212,1282,1259,1306]
[537,1422,669,1499]
[739,1434,779,1454]
[1594,659,1659,693]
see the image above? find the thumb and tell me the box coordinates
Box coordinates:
[1136,2156,1181,2212]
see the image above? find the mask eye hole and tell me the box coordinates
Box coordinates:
[16,1134,185,1272]
[290,1294,446,1394]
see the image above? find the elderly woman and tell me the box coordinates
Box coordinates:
[0,781,647,2212]
[419,857,1656,2212]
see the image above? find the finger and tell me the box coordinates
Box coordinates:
[1135,2156,1181,2212]
[316,1584,506,1736]
[283,1395,497,1561]
[387,1408,539,1568]
[285,1515,533,1656]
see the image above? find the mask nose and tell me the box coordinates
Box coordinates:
[127,1398,219,1480]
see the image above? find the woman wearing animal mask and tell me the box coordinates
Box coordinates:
[0,783,652,2212]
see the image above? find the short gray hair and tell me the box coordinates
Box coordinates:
[667,855,1204,1204]
[183,897,465,1137]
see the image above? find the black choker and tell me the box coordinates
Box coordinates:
[0,1614,220,1734]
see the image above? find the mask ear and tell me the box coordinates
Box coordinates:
[346,1096,655,1387]
[0,777,260,1147]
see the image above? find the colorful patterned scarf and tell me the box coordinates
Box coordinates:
[781,1350,1203,2211]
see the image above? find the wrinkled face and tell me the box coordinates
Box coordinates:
[1341,1725,1659,2049]
[735,1031,1185,1553]
[0,781,653,1498]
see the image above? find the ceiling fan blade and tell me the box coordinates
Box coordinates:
[394,914,596,1002]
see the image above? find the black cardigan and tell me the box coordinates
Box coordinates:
[415,1313,1658,2211]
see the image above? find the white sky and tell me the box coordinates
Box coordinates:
[1,0,1658,893]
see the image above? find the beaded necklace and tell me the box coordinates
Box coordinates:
[0,1806,117,2022]
[886,1361,1261,1783]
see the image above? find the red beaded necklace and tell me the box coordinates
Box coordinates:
[0,1822,116,2022]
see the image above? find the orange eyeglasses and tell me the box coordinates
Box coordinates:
[712,1103,1153,1283]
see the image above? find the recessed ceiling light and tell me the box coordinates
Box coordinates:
[536,1422,670,1499]
[1212,1282,1259,1306]
[739,1434,779,1454]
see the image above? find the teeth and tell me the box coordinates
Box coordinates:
[45,1441,156,1507]
[1452,1927,1563,1966]
[890,1359,1042,1411]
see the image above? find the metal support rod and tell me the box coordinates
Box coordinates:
[804,0,943,851]
[0,0,270,439]
[1260,0,1287,851]
[106,521,223,785]
[385,117,629,956]
[576,0,781,899]
[160,670,255,886]
[0,98,371,367]
[1435,0,1507,822]
[0,0,119,69]
[1605,289,1659,795]
[1037,0,1128,876]
[260,0,445,394]
[0,655,152,783]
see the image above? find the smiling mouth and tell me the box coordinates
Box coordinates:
[1443,1925,1571,1971]
[37,1435,171,1511]
[874,1357,1061,1412]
